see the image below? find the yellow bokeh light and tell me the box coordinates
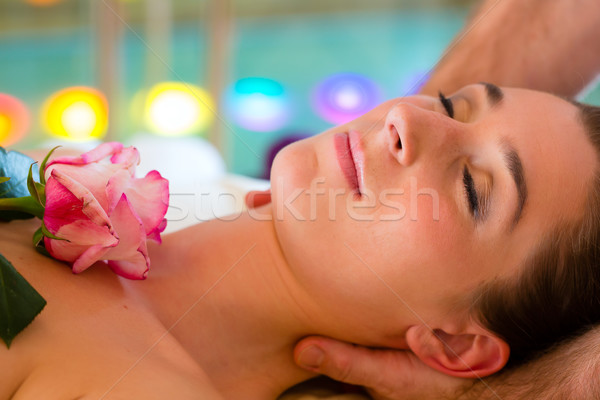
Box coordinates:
[0,114,12,143]
[60,101,98,140]
[144,82,214,137]
[43,87,108,141]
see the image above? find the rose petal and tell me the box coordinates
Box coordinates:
[45,239,90,263]
[108,255,148,280]
[147,219,167,243]
[48,170,114,230]
[50,219,119,247]
[107,169,169,235]
[45,144,140,209]
[41,142,163,279]
[72,244,113,273]
[45,163,121,209]
[103,193,150,279]
[45,236,117,272]
[109,146,140,175]
[43,175,119,269]
[46,142,124,168]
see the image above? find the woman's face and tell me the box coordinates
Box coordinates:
[270,84,597,345]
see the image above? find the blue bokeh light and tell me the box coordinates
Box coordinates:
[224,77,291,132]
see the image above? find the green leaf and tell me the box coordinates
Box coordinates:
[32,229,51,258]
[32,227,43,247]
[0,197,44,219]
[0,253,46,348]
[0,177,9,184]
[27,163,42,206]
[0,148,40,221]
[35,183,45,207]
[39,146,60,186]
[41,222,68,241]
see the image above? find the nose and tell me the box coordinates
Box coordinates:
[385,101,456,166]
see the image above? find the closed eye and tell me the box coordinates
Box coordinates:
[439,91,454,119]
[463,166,480,219]
[439,91,481,219]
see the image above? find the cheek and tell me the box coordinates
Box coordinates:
[406,205,493,306]
[365,200,476,307]
[271,150,481,326]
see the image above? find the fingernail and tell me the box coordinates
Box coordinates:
[297,345,325,369]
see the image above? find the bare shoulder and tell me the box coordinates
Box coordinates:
[0,338,32,398]
[0,221,49,397]
[3,327,224,400]
[0,220,225,399]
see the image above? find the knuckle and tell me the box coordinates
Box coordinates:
[369,352,409,399]
[330,354,356,383]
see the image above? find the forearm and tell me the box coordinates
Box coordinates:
[420,0,600,97]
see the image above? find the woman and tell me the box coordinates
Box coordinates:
[1,83,599,399]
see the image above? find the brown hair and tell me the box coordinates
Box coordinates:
[472,102,600,368]
[455,326,600,400]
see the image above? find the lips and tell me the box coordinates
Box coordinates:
[334,131,363,195]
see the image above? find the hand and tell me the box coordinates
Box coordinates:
[294,336,473,400]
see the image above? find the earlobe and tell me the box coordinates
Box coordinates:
[405,324,510,378]
[245,189,271,209]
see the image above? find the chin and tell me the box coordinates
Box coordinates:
[270,137,319,199]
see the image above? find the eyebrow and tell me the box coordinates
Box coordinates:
[479,82,504,108]
[501,141,528,229]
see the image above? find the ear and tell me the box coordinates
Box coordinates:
[405,324,510,378]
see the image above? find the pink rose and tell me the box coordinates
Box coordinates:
[42,142,169,279]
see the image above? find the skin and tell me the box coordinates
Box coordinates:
[274,84,595,364]
[295,1,600,396]
[1,86,596,399]
[419,0,600,98]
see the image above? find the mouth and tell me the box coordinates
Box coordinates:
[334,131,364,197]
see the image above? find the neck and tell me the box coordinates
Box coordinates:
[139,205,321,399]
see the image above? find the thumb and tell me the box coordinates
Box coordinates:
[294,336,399,388]
[294,336,469,400]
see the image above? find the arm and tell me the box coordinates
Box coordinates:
[420,0,600,97]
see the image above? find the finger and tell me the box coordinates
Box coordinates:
[245,189,271,209]
[294,336,407,389]
[295,337,470,400]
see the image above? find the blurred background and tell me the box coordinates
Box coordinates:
[2,0,600,181]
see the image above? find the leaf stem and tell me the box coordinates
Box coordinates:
[0,197,44,219]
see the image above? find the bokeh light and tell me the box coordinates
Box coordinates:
[144,82,214,137]
[24,0,64,6]
[312,73,381,125]
[224,77,291,132]
[0,93,30,147]
[43,86,108,141]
